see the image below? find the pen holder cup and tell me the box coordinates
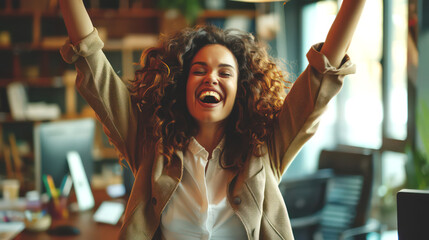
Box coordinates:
[47,197,69,220]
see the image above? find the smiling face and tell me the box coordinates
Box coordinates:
[186,44,238,128]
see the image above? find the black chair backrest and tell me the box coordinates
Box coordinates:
[318,148,375,240]
[280,169,333,219]
[280,169,334,240]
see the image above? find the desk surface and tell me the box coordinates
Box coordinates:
[17,189,122,240]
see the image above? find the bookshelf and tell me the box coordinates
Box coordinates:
[0,0,256,192]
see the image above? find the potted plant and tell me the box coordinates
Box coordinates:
[379,100,429,229]
[405,100,429,189]
[157,0,203,35]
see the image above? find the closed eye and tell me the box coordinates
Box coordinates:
[192,69,206,75]
[219,72,232,78]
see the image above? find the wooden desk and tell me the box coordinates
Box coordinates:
[17,189,123,240]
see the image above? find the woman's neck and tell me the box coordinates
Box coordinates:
[195,122,225,158]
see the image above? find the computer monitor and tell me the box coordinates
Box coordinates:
[34,118,95,193]
[397,189,429,240]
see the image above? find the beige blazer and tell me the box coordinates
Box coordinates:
[60,28,356,240]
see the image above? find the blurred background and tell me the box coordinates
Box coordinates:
[0,0,428,238]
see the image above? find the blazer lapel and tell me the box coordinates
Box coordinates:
[151,151,183,214]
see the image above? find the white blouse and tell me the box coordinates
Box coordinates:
[160,137,247,240]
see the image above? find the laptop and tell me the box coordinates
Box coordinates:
[397,189,429,240]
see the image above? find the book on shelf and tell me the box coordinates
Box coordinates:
[6,82,61,121]
[6,82,27,121]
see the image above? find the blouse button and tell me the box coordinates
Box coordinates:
[233,197,241,205]
[151,197,157,205]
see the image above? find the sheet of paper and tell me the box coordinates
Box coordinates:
[93,201,124,225]
[0,222,25,240]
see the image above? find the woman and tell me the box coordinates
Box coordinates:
[59,0,366,239]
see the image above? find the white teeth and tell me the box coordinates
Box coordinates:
[199,91,221,102]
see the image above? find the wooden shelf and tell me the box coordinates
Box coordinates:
[0,8,256,18]
[200,9,257,19]
[0,77,64,88]
[1,37,157,52]
[87,8,159,18]
[0,115,93,124]
[0,9,48,16]
[0,43,65,51]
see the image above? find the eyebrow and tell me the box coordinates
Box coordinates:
[191,62,236,70]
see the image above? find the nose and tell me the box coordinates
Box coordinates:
[204,74,218,85]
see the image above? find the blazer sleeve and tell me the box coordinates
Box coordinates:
[268,43,356,181]
[60,28,140,172]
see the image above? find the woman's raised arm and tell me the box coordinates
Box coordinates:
[320,0,366,67]
[59,0,94,44]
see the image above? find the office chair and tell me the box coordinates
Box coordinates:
[318,148,383,240]
[279,169,333,240]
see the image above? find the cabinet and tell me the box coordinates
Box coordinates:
[0,0,256,192]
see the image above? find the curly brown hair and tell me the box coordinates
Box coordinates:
[129,25,290,169]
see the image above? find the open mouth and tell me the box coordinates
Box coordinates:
[199,90,221,104]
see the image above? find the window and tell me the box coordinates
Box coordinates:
[386,0,408,140]
[287,0,409,179]
[338,0,384,149]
